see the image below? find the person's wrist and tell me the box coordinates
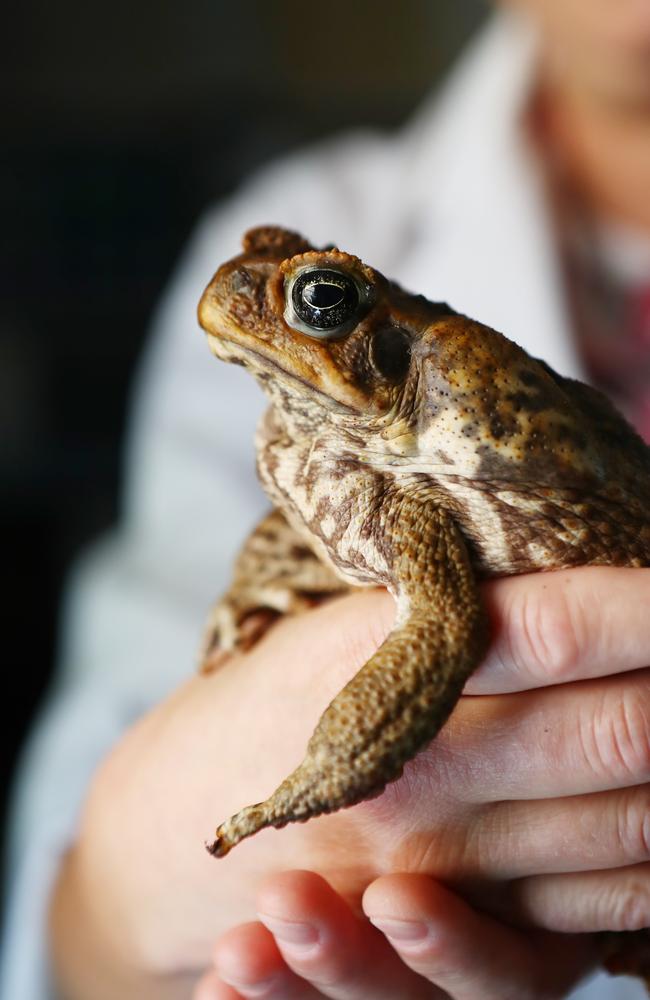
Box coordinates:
[48,837,156,998]
[68,748,161,972]
[63,674,265,974]
[57,702,201,976]
[49,838,201,1000]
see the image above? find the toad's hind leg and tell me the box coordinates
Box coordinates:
[207,501,488,858]
[199,508,350,672]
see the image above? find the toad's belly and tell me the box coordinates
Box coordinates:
[256,419,393,590]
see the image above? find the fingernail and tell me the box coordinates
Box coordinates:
[257,913,319,951]
[368,917,428,942]
[219,973,279,997]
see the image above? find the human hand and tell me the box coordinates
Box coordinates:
[194,565,650,999]
[193,869,593,999]
[58,566,650,990]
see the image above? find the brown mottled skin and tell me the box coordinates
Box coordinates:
[197,226,650,984]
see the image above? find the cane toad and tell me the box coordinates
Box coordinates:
[198,226,650,984]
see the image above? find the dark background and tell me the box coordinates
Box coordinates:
[1,0,485,877]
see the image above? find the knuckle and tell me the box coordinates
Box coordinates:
[615,788,650,863]
[595,681,650,783]
[304,951,360,991]
[516,581,584,684]
[608,872,650,931]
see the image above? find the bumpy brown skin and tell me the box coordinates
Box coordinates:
[197,226,650,986]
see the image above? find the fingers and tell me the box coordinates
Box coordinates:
[193,968,241,1000]
[212,920,323,998]
[273,567,650,702]
[469,566,650,695]
[510,862,650,934]
[451,783,650,881]
[259,566,650,700]
[204,864,648,1000]
[254,870,442,999]
[411,665,650,805]
[363,873,594,1000]
[388,781,650,885]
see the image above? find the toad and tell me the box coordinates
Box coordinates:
[198,225,650,984]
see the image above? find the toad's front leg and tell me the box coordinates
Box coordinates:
[199,508,351,671]
[207,498,488,857]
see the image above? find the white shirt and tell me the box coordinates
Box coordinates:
[1,12,644,998]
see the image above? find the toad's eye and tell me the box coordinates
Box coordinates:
[285,267,368,339]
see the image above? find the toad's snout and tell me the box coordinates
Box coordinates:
[199,257,272,336]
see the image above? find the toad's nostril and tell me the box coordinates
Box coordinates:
[230,267,253,294]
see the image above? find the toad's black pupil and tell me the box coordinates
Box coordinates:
[304,282,344,310]
[292,269,358,330]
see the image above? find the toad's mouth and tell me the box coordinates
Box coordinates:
[204,328,361,415]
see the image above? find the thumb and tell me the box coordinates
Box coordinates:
[233,588,396,736]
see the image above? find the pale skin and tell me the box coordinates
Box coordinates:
[50,567,650,999]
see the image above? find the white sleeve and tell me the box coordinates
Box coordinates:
[0,131,397,1000]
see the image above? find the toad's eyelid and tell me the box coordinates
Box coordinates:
[284,263,374,306]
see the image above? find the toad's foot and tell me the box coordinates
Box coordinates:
[199,509,350,672]
[207,505,487,857]
[207,605,486,857]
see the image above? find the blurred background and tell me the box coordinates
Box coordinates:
[1,0,486,872]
